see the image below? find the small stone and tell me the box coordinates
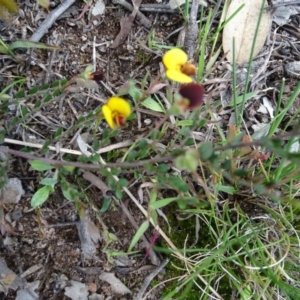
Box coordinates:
[89,294,104,300]
[88,283,97,293]
[1,178,25,204]
[127,44,134,51]
[285,61,300,78]
[144,119,152,125]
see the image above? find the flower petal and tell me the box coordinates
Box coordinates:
[166,70,193,83]
[163,48,188,70]
[102,105,115,129]
[181,63,197,76]
[107,97,131,118]
[90,70,105,82]
[179,83,204,109]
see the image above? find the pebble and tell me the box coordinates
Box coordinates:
[88,283,97,293]
[144,118,152,125]
[285,61,300,78]
[1,178,25,204]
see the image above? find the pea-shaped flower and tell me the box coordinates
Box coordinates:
[178,83,204,111]
[163,48,197,83]
[102,97,131,129]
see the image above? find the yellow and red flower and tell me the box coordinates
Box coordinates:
[102,97,131,129]
[178,83,204,111]
[163,48,197,83]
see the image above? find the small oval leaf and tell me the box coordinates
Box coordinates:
[40,178,57,186]
[128,221,149,252]
[30,160,53,171]
[31,185,52,207]
[141,97,165,112]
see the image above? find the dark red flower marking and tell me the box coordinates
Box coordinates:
[90,71,105,82]
[179,83,204,110]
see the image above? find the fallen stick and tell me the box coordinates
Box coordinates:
[30,0,76,42]
[111,0,152,29]
[135,258,170,299]
[139,4,177,13]
[184,0,199,59]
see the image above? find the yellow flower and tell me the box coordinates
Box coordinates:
[163,48,197,83]
[102,97,131,129]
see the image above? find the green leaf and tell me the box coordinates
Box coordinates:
[141,97,165,112]
[36,0,50,9]
[82,65,93,78]
[199,142,213,161]
[54,127,63,138]
[40,140,51,155]
[233,169,248,177]
[92,139,100,151]
[138,139,148,149]
[115,188,123,199]
[175,149,199,172]
[215,184,237,194]
[43,94,52,102]
[61,182,74,201]
[15,90,25,98]
[177,198,187,210]
[34,100,42,109]
[149,189,157,204]
[9,117,20,128]
[90,154,100,163]
[151,197,178,209]
[241,285,252,300]
[40,178,57,186]
[118,178,128,188]
[118,80,135,96]
[29,87,38,95]
[176,120,196,127]
[41,83,50,90]
[31,185,53,207]
[168,176,189,192]
[157,164,169,173]
[0,45,8,54]
[128,86,143,101]
[53,88,61,97]
[100,198,112,213]
[0,93,11,101]
[21,106,29,118]
[63,165,76,173]
[128,221,149,252]
[0,131,5,143]
[228,91,259,106]
[9,41,59,51]
[30,160,53,171]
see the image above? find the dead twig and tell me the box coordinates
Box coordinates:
[135,258,169,300]
[184,0,200,59]
[30,0,76,42]
[139,4,177,13]
[112,0,152,29]
[2,125,300,170]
